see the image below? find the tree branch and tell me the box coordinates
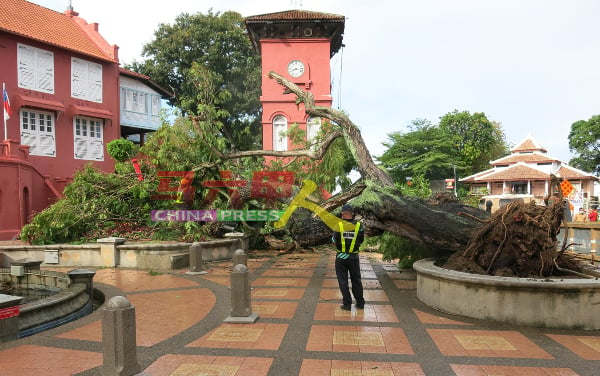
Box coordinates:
[191,116,343,161]
[267,71,394,187]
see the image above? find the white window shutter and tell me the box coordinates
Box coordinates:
[38,134,56,156]
[151,95,160,116]
[125,90,134,111]
[88,140,104,161]
[21,129,38,154]
[74,137,87,159]
[37,50,55,93]
[89,63,102,102]
[71,58,85,99]
[17,45,36,89]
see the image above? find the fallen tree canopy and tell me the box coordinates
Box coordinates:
[208,71,583,278]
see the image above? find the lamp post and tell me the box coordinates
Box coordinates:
[453,165,457,197]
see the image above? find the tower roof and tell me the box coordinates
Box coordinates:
[245,9,345,22]
[511,134,547,154]
[245,9,345,57]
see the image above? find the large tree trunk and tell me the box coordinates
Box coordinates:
[266,72,486,252]
[291,185,487,254]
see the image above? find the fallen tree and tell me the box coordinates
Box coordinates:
[198,71,581,277]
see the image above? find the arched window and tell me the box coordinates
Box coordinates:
[273,115,288,151]
[306,116,321,142]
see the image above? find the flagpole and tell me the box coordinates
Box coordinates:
[2,82,6,141]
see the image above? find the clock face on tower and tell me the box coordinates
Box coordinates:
[287,60,305,78]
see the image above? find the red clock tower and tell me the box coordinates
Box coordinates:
[245,10,345,153]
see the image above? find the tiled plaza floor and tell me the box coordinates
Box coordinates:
[1,248,600,375]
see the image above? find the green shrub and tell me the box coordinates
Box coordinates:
[107,139,136,162]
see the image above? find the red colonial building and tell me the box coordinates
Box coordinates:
[0,0,169,240]
[245,10,345,153]
[461,134,599,213]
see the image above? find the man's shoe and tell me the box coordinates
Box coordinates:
[340,305,351,311]
[356,304,364,309]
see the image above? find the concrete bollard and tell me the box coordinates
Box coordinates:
[186,242,207,275]
[232,249,247,266]
[224,264,258,323]
[102,296,141,376]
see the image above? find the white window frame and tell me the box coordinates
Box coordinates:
[71,57,102,103]
[17,43,55,94]
[20,109,56,157]
[74,116,104,161]
[273,115,288,151]
[307,116,321,142]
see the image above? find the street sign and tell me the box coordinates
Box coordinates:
[560,180,574,197]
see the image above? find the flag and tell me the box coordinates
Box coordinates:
[3,84,11,121]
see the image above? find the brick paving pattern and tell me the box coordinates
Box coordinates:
[0,248,599,375]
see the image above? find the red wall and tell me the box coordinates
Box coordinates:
[0,32,119,239]
[0,33,119,183]
[259,39,333,151]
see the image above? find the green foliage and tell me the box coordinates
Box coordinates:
[365,232,433,269]
[568,115,600,176]
[379,112,509,185]
[438,110,507,175]
[129,10,261,152]
[106,139,136,162]
[20,162,217,244]
[379,119,462,182]
[397,175,432,199]
[21,165,161,244]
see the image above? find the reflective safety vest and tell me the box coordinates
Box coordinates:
[338,221,361,254]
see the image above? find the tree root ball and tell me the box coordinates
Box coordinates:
[442,199,581,277]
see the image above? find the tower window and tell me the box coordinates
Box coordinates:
[273,115,288,151]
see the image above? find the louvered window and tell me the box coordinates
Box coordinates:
[71,58,102,103]
[20,110,56,157]
[74,117,104,161]
[17,44,55,94]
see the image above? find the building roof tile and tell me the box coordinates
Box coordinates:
[0,0,117,62]
[464,163,549,182]
[245,9,345,22]
[491,152,557,165]
[511,134,547,153]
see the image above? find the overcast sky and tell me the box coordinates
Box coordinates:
[34,0,600,165]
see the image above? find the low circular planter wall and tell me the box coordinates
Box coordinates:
[413,260,600,330]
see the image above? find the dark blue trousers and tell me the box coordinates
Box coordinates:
[335,255,365,307]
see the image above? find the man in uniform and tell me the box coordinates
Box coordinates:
[332,204,365,311]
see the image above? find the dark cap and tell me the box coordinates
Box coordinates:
[341,204,353,213]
